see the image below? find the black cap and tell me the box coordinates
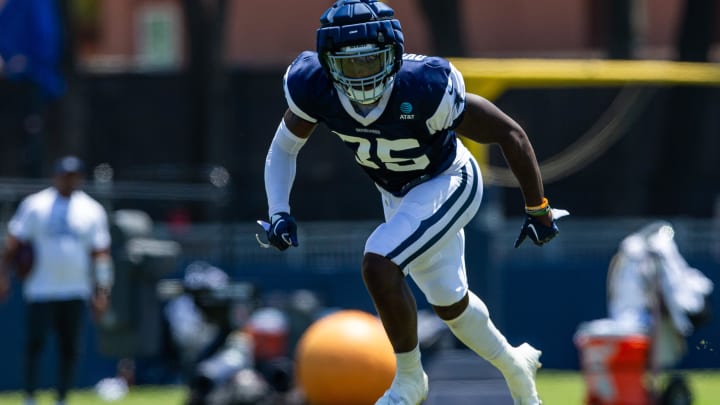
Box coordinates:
[53,155,85,175]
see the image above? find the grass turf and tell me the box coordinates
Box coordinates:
[536,369,720,405]
[1,370,719,404]
[0,385,186,405]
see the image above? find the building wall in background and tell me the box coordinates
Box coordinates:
[76,0,720,71]
[1,0,719,221]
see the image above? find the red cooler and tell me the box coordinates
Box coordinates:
[575,322,651,405]
[244,307,290,361]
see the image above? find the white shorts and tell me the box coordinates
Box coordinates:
[364,144,483,306]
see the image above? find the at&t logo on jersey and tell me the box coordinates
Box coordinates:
[400,102,415,120]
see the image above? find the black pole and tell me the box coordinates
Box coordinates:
[417,0,466,57]
[607,0,637,59]
[676,0,717,62]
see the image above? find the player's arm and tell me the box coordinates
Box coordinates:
[0,234,20,301]
[90,248,113,319]
[0,200,34,300]
[0,234,20,270]
[265,109,316,215]
[429,62,546,213]
[283,109,316,138]
[262,109,316,250]
[455,93,549,222]
[455,93,569,247]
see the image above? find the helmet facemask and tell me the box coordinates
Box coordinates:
[316,1,404,104]
[324,43,396,104]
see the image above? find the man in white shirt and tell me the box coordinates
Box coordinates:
[0,155,114,405]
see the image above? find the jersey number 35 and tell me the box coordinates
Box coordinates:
[335,133,430,172]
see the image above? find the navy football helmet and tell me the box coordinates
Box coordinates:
[317,0,404,104]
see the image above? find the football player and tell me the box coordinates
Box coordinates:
[261,1,565,404]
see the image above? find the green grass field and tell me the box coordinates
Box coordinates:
[0,385,186,405]
[1,370,719,404]
[536,369,720,404]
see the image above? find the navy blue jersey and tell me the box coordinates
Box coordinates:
[284,51,466,196]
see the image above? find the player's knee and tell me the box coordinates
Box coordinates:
[432,293,469,321]
[361,253,403,296]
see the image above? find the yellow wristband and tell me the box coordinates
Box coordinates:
[525,197,549,211]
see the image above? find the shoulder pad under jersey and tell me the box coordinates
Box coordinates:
[394,54,455,113]
[284,51,334,121]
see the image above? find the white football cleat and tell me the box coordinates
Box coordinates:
[506,342,542,405]
[375,370,429,405]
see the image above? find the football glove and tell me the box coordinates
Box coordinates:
[256,212,298,251]
[514,208,570,248]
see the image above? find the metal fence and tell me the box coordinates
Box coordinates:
[152,216,720,273]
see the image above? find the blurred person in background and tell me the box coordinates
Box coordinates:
[259,1,567,404]
[0,0,66,177]
[164,261,299,405]
[575,221,713,404]
[607,221,713,369]
[0,155,113,405]
[164,261,236,381]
